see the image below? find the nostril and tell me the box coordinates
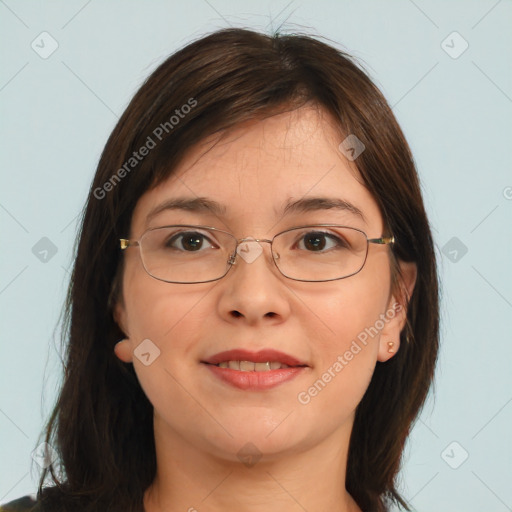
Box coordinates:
[231,310,243,318]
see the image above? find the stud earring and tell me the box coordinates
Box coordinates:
[387,341,395,353]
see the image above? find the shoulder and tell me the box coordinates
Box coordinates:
[0,495,40,512]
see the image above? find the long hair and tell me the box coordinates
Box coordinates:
[35,28,439,512]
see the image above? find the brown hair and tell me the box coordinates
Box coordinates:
[35,27,439,512]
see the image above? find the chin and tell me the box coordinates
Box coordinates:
[204,412,317,461]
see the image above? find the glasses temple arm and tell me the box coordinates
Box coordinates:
[367,236,395,245]
[120,239,140,250]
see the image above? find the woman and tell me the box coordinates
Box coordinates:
[1,27,439,512]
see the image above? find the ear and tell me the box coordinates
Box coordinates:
[377,260,417,362]
[113,301,134,363]
[114,339,134,363]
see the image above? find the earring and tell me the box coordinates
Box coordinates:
[387,341,395,353]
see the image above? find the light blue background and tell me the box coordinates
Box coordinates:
[1,1,511,511]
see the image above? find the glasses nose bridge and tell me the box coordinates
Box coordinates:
[236,237,276,255]
[231,236,278,266]
[237,236,273,246]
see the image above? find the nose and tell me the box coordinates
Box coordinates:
[216,238,291,326]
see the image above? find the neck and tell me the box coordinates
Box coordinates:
[143,414,361,512]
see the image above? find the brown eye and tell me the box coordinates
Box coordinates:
[166,232,210,251]
[298,231,345,252]
[303,232,327,251]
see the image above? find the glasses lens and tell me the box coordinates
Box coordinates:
[139,226,236,283]
[273,226,368,281]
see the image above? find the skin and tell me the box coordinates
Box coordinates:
[114,104,416,512]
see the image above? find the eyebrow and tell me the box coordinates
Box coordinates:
[280,196,366,222]
[146,195,366,224]
[146,197,227,223]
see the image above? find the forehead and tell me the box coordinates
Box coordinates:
[131,106,384,235]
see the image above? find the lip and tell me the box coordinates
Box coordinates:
[204,364,307,390]
[202,349,307,367]
[201,349,309,391]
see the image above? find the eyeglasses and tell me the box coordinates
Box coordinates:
[120,224,394,284]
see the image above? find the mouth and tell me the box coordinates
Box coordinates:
[210,360,299,371]
[202,348,308,368]
[201,349,309,390]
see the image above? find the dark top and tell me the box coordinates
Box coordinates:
[0,495,40,512]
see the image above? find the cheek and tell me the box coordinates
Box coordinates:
[123,259,207,346]
[121,273,211,412]
[297,272,390,411]
[303,269,390,352]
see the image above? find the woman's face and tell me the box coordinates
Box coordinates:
[115,105,412,463]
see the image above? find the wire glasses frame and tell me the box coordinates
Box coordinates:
[119,224,395,284]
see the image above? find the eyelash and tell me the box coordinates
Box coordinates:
[164,229,348,252]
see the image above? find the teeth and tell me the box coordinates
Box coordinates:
[216,361,291,371]
[240,360,255,371]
